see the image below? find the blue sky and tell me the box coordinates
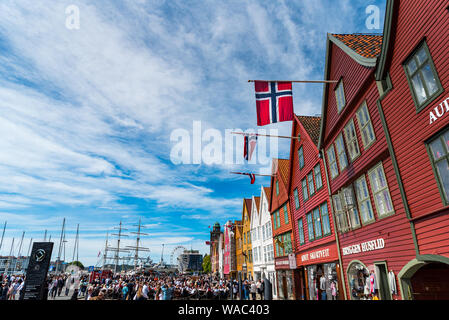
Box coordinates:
[0,0,385,266]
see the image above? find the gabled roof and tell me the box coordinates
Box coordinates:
[296,115,322,147]
[318,32,384,150]
[244,198,252,217]
[254,196,260,213]
[287,114,322,194]
[278,158,290,187]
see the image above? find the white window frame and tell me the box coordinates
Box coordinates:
[354,175,375,224]
[344,119,361,161]
[368,162,395,218]
[356,101,376,149]
[327,145,339,179]
[335,80,346,113]
[335,133,348,171]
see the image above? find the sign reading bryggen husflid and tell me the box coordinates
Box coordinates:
[22,242,54,300]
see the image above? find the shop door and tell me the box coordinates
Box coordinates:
[374,262,392,300]
[282,275,288,299]
[410,263,449,300]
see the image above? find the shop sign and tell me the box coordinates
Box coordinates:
[429,96,449,125]
[288,253,296,269]
[342,238,385,256]
[301,247,331,262]
[275,258,289,267]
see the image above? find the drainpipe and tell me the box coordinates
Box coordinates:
[321,150,348,300]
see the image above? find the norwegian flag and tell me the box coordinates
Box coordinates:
[243,173,256,184]
[255,81,294,126]
[244,135,258,161]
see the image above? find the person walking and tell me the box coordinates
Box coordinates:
[250,281,257,300]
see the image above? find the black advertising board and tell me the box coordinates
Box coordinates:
[22,242,54,300]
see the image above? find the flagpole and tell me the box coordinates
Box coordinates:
[230,172,274,177]
[248,79,338,83]
[231,132,299,140]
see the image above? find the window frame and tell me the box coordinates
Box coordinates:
[276,180,280,195]
[314,163,323,191]
[354,175,376,225]
[402,40,443,113]
[283,204,289,225]
[356,101,376,150]
[344,118,361,162]
[302,178,309,202]
[320,202,332,236]
[335,133,348,171]
[368,162,395,219]
[297,218,305,245]
[294,188,300,209]
[426,128,449,206]
[306,212,314,241]
[335,79,346,113]
[298,146,305,169]
[327,145,339,179]
[307,171,315,196]
[312,207,323,240]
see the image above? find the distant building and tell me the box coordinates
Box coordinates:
[209,222,222,275]
[179,250,203,272]
[0,256,30,274]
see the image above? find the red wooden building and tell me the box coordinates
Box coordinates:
[374,0,449,299]
[269,158,298,299]
[318,31,416,300]
[287,114,344,300]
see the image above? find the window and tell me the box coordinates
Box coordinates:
[298,146,305,169]
[302,178,309,201]
[335,80,346,113]
[354,175,375,224]
[313,207,322,239]
[284,233,293,254]
[306,213,314,241]
[356,101,376,149]
[294,188,300,209]
[368,163,395,217]
[320,202,331,236]
[283,204,289,224]
[428,130,449,204]
[298,218,305,245]
[243,232,246,244]
[344,119,360,161]
[342,185,361,229]
[403,41,443,112]
[327,145,339,179]
[276,180,279,195]
[335,134,348,170]
[314,164,323,190]
[248,231,251,244]
[276,210,281,229]
[308,172,315,196]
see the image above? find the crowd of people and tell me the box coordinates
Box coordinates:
[70,273,267,300]
[0,274,25,300]
[0,271,269,301]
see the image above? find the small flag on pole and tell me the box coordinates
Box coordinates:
[98,251,101,257]
[244,135,257,161]
[243,173,256,184]
[254,81,294,126]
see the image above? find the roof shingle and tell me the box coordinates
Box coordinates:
[296,115,321,147]
[331,34,383,58]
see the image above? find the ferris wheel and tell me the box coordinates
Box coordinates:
[170,245,187,270]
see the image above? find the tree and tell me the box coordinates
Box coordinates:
[68,261,84,270]
[202,254,211,273]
